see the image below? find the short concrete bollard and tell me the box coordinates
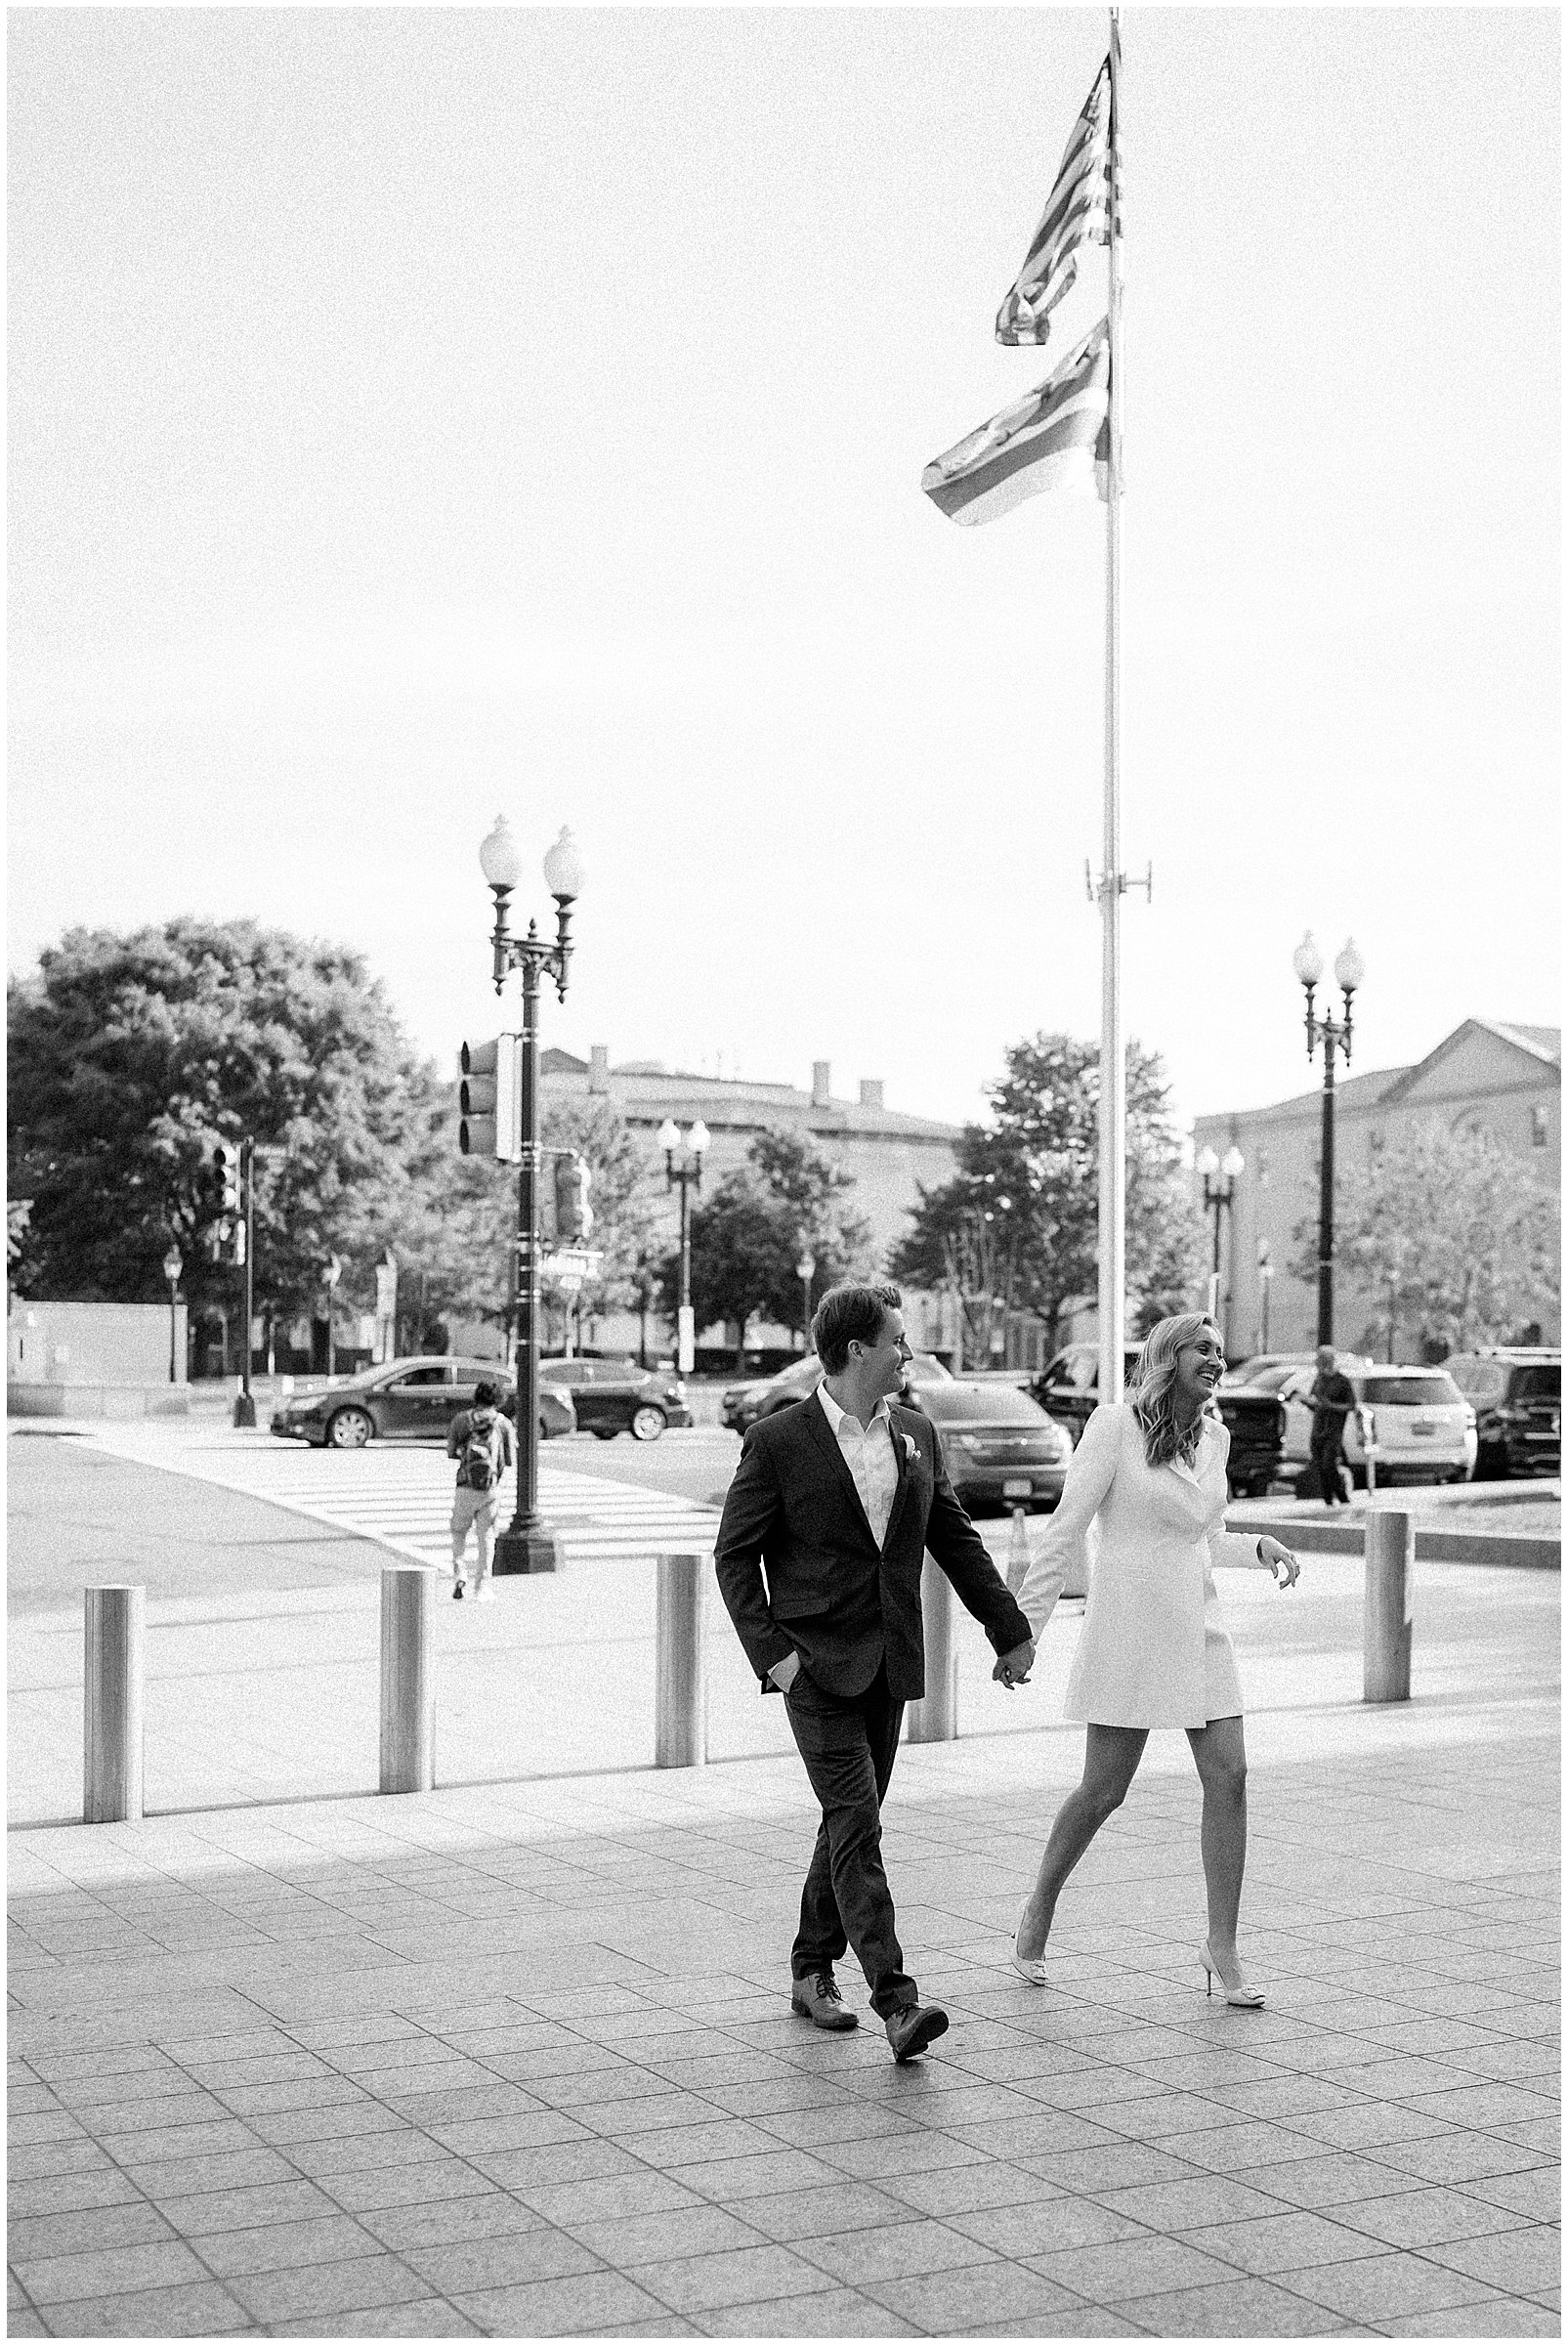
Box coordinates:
[656,1553,706,1768]
[906,1554,957,1743]
[84,1585,146,1823]
[380,1567,435,1793]
[1364,1509,1414,1704]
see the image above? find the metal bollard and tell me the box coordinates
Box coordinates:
[380,1567,435,1793]
[1005,1507,1032,1595]
[655,1554,706,1768]
[84,1586,146,1824]
[906,1554,957,1743]
[1364,1509,1413,1704]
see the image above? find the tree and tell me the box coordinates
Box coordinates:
[389,1093,670,1357]
[1289,1123,1560,1357]
[8,919,441,1334]
[665,1127,875,1360]
[890,1033,1207,1359]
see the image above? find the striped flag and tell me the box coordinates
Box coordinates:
[995,38,1116,349]
[921,321,1110,526]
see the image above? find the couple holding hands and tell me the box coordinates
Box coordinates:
[714,1281,1300,2063]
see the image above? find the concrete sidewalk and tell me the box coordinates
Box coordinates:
[10,1659,1560,2336]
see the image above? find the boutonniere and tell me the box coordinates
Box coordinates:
[903,1432,918,1462]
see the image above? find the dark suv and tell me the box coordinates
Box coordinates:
[538,1356,692,1441]
[1445,1350,1560,1479]
[1030,1343,1286,1499]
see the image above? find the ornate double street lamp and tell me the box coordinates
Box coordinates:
[162,1246,183,1384]
[657,1119,709,1376]
[481,814,586,1575]
[1196,1144,1245,1328]
[1293,931,1366,1346]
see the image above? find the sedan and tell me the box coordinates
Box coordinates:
[723,1350,953,1434]
[918,1383,1072,1514]
[537,1356,692,1441]
[270,1357,575,1450]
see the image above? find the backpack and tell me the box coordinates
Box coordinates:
[459,1410,499,1492]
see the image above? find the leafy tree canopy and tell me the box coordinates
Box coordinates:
[668,1127,875,1350]
[401,1091,672,1346]
[1290,1121,1560,1356]
[8,918,441,1319]
[889,1032,1207,1357]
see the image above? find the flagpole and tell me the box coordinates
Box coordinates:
[1098,4,1125,1404]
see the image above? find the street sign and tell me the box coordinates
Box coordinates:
[677,1304,696,1376]
[539,1248,602,1286]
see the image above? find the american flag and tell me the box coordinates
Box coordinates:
[995,39,1117,350]
[921,321,1110,526]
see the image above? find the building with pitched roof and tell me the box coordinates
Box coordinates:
[1193,1020,1560,1361]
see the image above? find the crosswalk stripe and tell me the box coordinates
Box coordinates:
[82,1427,720,1571]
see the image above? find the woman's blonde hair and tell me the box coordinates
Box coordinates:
[1130,1311,1222,1467]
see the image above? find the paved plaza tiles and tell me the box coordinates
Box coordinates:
[9,1660,1559,2339]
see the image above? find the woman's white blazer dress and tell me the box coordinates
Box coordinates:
[1015,1402,1272,1728]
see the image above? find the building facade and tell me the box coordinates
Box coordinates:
[541,1048,962,1357]
[1193,1020,1560,1362]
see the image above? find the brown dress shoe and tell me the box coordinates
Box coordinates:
[790,1971,858,2030]
[884,2001,949,2063]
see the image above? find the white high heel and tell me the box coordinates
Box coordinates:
[1201,1940,1265,2008]
[1011,1901,1049,1985]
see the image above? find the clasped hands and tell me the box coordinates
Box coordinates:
[991,1638,1036,1691]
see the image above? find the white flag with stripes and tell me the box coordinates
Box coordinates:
[921,321,1110,526]
[996,40,1116,349]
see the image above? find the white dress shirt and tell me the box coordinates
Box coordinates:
[818,1383,899,1551]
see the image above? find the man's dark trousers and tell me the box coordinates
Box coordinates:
[1311,1422,1349,1505]
[784,1659,912,2019]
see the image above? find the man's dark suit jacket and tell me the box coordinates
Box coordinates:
[714,1393,1034,1703]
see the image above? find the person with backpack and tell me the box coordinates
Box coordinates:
[446,1380,515,1600]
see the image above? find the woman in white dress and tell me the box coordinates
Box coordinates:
[1008,1312,1300,2006]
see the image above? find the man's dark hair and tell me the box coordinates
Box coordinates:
[811,1281,902,1376]
[473,1380,498,1407]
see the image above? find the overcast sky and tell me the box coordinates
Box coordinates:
[9,7,1560,1136]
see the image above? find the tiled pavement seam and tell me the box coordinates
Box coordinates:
[9,1726,1560,2338]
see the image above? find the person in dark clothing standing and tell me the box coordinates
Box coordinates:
[714,1281,1040,2064]
[1307,1346,1356,1506]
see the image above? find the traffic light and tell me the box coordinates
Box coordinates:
[458,1037,522,1161]
[212,1143,246,1264]
[554,1153,594,1241]
[215,1144,240,1216]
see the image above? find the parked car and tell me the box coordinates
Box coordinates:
[1269,1362,1477,1487]
[1030,1343,1286,1500]
[916,1383,1072,1514]
[1220,1349,1371,1390]
[1434,1350,1559,1480]
[537,1356,691,1441]
[721,1350,953,1434]
[270,1357,575,1450]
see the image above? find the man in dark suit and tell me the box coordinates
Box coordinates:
[714,1281,1039,2063]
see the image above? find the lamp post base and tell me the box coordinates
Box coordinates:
[233,1393,257,1428]
[492,1524,562,1576]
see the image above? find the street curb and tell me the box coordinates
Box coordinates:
[1245,1515,1560,1570]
